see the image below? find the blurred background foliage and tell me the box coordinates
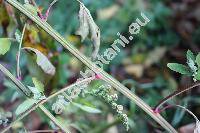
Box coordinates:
[0,0,200,132]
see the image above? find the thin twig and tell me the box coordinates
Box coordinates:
[154,82,200,112]
[0,63,31,97]
[0,64,70,133]
[29,129,61,133]
[17,23,27,79]
[158,104,199,123]
[0,72,93,132]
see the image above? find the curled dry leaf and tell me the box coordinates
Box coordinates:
[76,3,100,60]
[22,47,55,76]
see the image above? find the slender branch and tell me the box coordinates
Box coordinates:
[17,23,27,79]
[175,105,199,123]
[0,64,70,133]
[39,105,69,132]
[154,82,200,112]
[29,130,60,133]
[5,0,177,132]
[1,75,93,133]
[158,104,199,123]
[0,63,31,97]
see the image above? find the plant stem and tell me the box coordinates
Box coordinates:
[1,75,93,133]
[154,82,200,112]
[29,129,60,133]
[17,23,27,79]
[0,63,31,97]
[5,0,177,132]
[39,105,69,132]
[158,104,199,123]
[0,64,70,133]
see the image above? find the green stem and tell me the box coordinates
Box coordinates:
[29,129,60,133]
[0,63,31,97]
[5,0,177,132]
[0,64,70,133]
[39,105,70,132]
[17,23,27,79]
[1,75,93,133]
[154,82,200,112]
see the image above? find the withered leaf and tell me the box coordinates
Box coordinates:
[76,3,100,60]
[23,47,56,76]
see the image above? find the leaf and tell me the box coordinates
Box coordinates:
[15,99,38,116]
[73,102,101,114]
[195,70,200,81]
[187,58,197,73]
[28,86,40,94]
[76,4,89,41]
[196,53,200,68]
[76,3,100,60]
[28,86,46,100]
[167,63,192,75]
[0,38,11,55]
[23,47,56,75]
[186,50,195,62]
[32,77,44,92]
[24,3,38,16]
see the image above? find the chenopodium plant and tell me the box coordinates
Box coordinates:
[154,50,200,133]
[0,0,178,132]
[167,50,200,81]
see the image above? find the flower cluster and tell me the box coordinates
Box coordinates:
[0,112,12,127]
[52,95,70,114]
[88,84,129,131]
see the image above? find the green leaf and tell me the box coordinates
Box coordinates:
[196,53,200,67]
[194,70,200,80]
[167,63,192,75]
[22,47,56,75]
[32,77,44,92]
[15,99,38,116]
[187,50,195,62]
[73,103,101,114]
[28,86,40,94]
[0,38,11,55]
[24,3,38,16]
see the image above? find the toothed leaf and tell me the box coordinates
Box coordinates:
[167,63,192,75]
[186,50,195,62]
[196,53,200,68]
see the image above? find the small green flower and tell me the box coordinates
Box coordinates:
[52,95,69,114]
[86,84,129,130]
[117,105,123,112]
